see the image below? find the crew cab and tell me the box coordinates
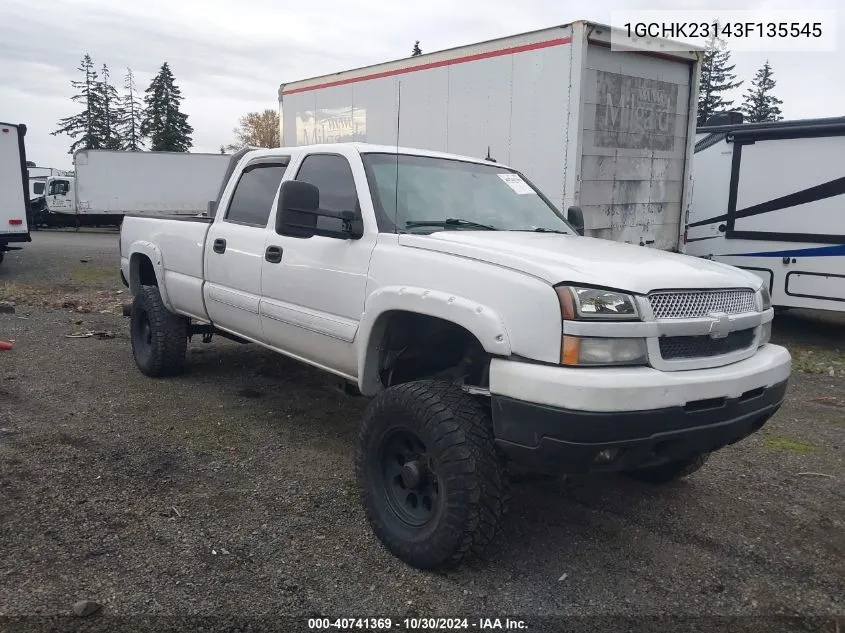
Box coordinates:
[119,143,792,569]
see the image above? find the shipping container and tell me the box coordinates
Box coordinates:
[279,21,703,251]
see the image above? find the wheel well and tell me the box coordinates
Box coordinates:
[130,253,158,291]
[372,311,490,390]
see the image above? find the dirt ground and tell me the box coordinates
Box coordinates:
[1,230,843,631]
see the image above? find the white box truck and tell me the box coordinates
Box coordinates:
[278,21,703,251]
[686,115,845,313]
[0,122,31,265]
[43,150,233,227]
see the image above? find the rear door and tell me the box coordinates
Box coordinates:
[578,42,695,250]
[203,155,289,341]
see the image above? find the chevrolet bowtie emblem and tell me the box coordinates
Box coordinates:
[707,311,731,339]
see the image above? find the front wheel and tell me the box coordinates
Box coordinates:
[624,453,709,484]
[130,286,188,377]
[356,380,508,569]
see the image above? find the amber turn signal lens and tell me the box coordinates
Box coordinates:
[561,335,580,365]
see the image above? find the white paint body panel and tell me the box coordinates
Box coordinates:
[74,149,231,217]
[490,344,791,413]
[687,123,845,312]
[121,142,788,416]
[0,123,29,238]
[279,22,701,252]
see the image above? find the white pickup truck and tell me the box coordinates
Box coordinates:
[120,142,792,569]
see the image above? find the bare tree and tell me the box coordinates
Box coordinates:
[227,109,280,150]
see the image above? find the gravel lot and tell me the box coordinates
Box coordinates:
[1,230,843,631]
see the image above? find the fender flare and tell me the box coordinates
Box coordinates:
[356,285,512,395]
[128,241,175,312]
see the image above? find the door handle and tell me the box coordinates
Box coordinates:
[265,245,283,264]
[212,238,226,254]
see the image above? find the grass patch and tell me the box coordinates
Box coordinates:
[70,264,118,287]
[0,280,124,314]
[788,347,845,375]
[763,437,816,455]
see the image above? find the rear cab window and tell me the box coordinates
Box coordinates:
[224,156,290,227]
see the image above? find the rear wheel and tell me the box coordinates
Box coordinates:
[356,380,508,569]
[624,453,709,484]
[130,286,188,377]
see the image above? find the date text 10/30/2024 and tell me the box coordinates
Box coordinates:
[307,618,528,630]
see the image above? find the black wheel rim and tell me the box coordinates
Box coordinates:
[379,429,440,528]
[133,307,152,355]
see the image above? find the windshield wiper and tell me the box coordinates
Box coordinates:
[405,218,498,230]
[511,227,570,234]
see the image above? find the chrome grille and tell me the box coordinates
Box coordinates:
[659,329,756,360]
[648,289,756,319]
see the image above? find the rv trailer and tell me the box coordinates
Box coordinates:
[686,115,845,313]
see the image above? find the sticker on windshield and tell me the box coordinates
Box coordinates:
[498,173,536,195]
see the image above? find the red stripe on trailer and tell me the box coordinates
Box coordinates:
[282,37,573,95]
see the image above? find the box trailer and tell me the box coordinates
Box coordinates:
[0,122,31,264]
[685,115,845,313]
[279,21,703,251]
[61,149,233,226]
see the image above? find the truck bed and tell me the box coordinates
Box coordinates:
[120,215,212,321]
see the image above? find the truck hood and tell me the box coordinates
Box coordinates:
[398,231,762,294]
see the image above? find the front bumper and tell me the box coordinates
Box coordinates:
[489,344,791,474]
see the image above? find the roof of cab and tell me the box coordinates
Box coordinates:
[243,142,515,169]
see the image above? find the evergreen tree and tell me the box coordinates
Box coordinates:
[411,41,422,56]
[141,62,193,152]
[120,67,146,150]
[740,60,783,123]
[52,54,105,153]
[697,28,743,126]
[95,64,123,149]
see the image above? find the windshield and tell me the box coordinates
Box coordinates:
[48,180,68,195]
[361,153,574,235]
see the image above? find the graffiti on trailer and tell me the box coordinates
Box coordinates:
[594,71,680,151]
[295,107,367,145]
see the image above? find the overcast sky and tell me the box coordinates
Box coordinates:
[1,0,841,169]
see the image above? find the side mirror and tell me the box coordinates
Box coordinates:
[567,206,585,236]
[276,180,363,239]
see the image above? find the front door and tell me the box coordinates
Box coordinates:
[260,153,375,378]
[47,180,74,213]
[203,157,289,342]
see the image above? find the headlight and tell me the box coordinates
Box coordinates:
[756,285,771,311]
[561,336,648,366]
[555,285,640,320]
